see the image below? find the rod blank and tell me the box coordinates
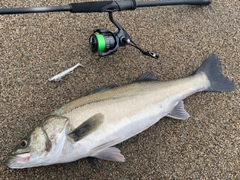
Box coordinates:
[0,5,71,14]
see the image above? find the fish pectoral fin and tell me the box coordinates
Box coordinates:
[68,113,104,141]
[93,147,125,162]
[167,101,190,120]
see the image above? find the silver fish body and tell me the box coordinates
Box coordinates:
[5,55,235,168]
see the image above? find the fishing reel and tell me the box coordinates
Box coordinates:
[89,12,159,59]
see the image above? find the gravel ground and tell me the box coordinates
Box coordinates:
[0,0,239,179]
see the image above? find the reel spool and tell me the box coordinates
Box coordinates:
[90,31,117,54]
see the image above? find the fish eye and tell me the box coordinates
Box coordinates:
[20,139,28,148]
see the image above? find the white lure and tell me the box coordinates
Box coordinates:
[48,63,83,81]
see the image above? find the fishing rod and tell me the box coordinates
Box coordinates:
[0,0,212,58]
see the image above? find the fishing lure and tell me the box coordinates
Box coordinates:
[48,63,83,81]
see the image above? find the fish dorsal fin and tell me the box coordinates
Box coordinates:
[93,147,125,162]
[167,101,190,120]
[86,84,117,95]
[134,72,160,82]
[68,113,104,141]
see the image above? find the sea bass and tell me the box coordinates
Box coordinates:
[5,55,235,169]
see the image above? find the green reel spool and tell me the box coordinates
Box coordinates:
[89,32,116,54]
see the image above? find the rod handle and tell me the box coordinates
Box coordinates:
[70,0,136,13]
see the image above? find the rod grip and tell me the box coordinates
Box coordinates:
[70,0,136,13]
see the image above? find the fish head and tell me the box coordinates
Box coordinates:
[5,116,69,169]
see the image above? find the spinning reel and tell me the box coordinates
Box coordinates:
[89,11,159,59]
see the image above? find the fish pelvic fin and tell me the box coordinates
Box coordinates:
[92,147,125,162]
[68,113,104,141]
[194,54,235,92]
[167,101,190,120]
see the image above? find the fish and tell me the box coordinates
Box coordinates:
[5,54,235,169]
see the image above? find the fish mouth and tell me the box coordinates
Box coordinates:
[5,152,31,168]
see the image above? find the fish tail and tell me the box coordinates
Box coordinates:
[194,54,235,92]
